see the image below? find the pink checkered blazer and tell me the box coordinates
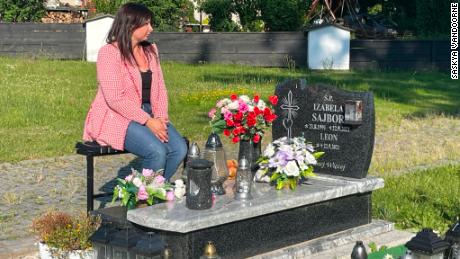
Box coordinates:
[82,43,168,150]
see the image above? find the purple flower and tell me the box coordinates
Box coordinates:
[269,151,288,167]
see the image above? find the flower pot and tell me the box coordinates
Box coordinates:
[238,139,261,171]
[38,242,95,259]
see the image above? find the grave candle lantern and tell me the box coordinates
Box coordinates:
[405,228,450,259]
[201,132,228,195]
[200,241,221,259]
[234,156,253,201]
[183,142,200,180]
[186,159,213,210]
[350,240,367,259]
[89,222,115,259]
[109,225,139,259]
[132,232,164,259]
[445,220,460,259]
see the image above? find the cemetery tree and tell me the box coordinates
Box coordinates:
[259,0,310,31]
[136,0,194,31]
[415,0,451,38]
[201,0,239,31]
[232,0,262,32]
[91,0,193,31]
[0,0,46,22]
[91,0,127,16]
[359,0,451,38]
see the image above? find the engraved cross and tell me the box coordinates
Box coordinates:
[280,90,300,140]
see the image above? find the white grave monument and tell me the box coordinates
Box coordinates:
[85,15,114,62]
[307,24,352,70]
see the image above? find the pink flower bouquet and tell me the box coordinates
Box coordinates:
[112,168,182,209]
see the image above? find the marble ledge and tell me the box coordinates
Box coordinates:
[127,174,384,233]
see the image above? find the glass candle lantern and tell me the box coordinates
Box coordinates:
[351,241,367,259]
[234,157,253,201]
[445,220,460,259]
[183,142,200,180]
[110,225,139,259]
[200,241,221,259]
[186,159,213,210]
[132,232,165,259]
[90,222,115,259]
[201,132,228,195]
[405,228,450,259]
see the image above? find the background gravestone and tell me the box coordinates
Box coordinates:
[272,79,375,178]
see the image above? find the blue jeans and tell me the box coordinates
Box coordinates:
[124,103,187,180]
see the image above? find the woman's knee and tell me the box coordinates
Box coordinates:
[145,143,167,162]
[173,137,188,160]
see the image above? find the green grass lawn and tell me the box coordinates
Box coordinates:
[373,164,460,234]
[1,57,459,165]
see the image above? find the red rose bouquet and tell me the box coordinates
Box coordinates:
[209,94,278,143]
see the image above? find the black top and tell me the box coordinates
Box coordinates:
[141,70,152,103]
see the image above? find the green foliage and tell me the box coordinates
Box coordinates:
[91,0,128,15]
[90,0,193,32]
[259,0,309,31]
[415,0,451,38]
[373,165,460,233]
[368,245,407,259]
[360,0,454,38]
[0,0,46,22]
[201,0,239,31]
[232,0,260,31]
[368,242,387,253]
[367,4,382,15]
[201,0,312,31]
[136,0,194,32]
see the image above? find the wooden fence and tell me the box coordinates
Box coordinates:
[0,23,450,71]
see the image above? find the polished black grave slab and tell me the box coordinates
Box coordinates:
[128,176,383,258]
[139,192,371,258]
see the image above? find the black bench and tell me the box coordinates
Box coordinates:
[76,141,130,212]
[76,138,189,212]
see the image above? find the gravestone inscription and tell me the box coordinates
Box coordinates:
[273,79,375,178]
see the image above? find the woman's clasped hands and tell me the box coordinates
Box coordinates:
[146,118,169,142]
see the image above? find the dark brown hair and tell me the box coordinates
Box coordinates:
[107,3,154,64]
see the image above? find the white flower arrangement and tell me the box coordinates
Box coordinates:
[255,136,324,190]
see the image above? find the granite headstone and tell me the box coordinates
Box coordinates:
[273,79,375,178]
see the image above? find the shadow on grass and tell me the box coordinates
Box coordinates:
[201,70,460,117]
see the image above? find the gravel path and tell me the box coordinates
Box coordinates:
[0,145,241,242]
[0,154,143,241]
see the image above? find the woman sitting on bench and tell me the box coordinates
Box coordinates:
[82,3,187,180]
